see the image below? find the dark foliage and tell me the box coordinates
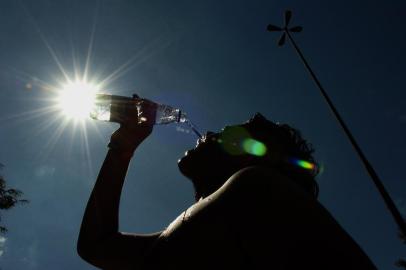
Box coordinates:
[396,259,406,269]
[0,163,28,233]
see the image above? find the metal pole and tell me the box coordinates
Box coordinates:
[284,29,406,237]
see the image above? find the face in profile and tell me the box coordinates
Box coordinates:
[177,123,279,199]
[177,129,225,181]
[179,113,320,200]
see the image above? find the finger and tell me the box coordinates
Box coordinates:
[137,100,157,125]
[120,100,139,127]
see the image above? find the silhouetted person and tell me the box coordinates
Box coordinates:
[77,100,377,269]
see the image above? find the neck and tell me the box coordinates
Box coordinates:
[191,168,240,201]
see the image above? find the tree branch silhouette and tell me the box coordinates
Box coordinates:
[0,163,28,233]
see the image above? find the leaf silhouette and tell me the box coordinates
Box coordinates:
[0,164,28,233]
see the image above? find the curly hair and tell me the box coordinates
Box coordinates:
[244,113,320,199]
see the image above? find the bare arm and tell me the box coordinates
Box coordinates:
[77,100,161,269]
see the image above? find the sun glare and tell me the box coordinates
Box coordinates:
[57,80,99,120]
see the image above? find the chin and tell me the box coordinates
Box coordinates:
[178,146,213,182]
[178,142,227,181]
[177,150,197,179]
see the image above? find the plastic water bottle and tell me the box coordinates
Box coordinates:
[154,104,186,124]
[90,94,187,125]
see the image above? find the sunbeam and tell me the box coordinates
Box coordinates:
[99,34,173,87]
[19,2,71,83]
[83,1,100,83]
[12,1,174,172]
[81,126,95,181]
[39,118,72,161]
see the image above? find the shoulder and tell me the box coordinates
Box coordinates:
[213,166,313,204]
[208,165,336,236]
[226,166,285,187]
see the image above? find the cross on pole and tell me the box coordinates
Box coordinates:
[267,10,406,240]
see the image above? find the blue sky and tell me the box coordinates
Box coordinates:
[0,0,405,269]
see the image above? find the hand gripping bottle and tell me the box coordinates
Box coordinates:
[89,94,186,125]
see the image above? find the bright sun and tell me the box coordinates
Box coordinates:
[57,80,99,120]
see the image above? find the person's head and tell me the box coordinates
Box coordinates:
[178,113,319,201]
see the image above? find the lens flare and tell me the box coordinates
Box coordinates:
[218,126,250,155]
[289,157,316,171]
[217,126,268,157]
[242,138,267,156]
